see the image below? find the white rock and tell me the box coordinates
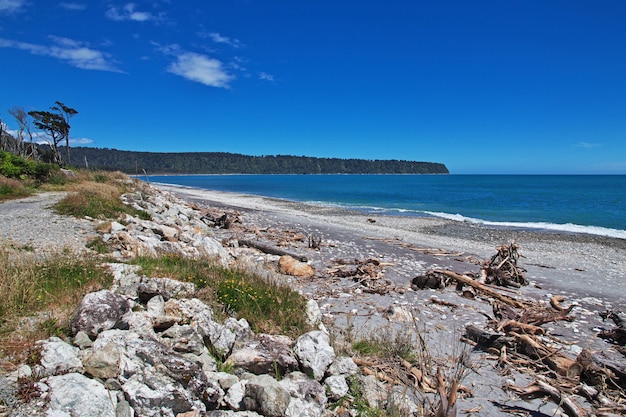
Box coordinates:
[294,331,336,381]
[46,373,116,417]
[38,337,83,376]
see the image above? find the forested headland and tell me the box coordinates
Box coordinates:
[66,147,449,175]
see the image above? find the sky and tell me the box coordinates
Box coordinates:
[0,1,625,174]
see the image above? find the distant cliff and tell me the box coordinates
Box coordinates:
[65,147,449,175]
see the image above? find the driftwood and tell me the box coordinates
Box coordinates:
[481,242,528,287]
[203,212,241,229]
[411,271,450,290]
[598,310,626,344]
[506,379,587,417]
[511,332,577,376]
[438,270,529,309]
[238,239,308,262]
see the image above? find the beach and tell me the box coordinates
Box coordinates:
[154,183,626,306]
[2,183,624,415]
[152,183,626,415]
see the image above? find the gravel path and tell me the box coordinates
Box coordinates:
[0,192,96,253]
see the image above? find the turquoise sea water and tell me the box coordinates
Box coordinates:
[147,174,626,239]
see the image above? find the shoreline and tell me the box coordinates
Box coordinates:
[153,183,626,307]
[147,179,626,240]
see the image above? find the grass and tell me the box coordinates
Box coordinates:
[129,254,312,338]
[0,245,113,366]
[52,173,150,220]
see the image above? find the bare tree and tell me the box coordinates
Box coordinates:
[8,106,37,158]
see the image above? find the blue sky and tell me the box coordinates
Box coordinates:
[0,1,624,174]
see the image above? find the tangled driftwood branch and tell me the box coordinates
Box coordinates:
[481,242,528,287]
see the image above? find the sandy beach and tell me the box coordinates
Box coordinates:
[153,183,626,416]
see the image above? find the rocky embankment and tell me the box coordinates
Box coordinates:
[0,187,407,417]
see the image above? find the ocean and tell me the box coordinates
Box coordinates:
[146,174,626,239]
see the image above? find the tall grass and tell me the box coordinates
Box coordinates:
[0,246,113,364]
[0,175,30,201]
[53,174,150,220]
[130,254,311,338]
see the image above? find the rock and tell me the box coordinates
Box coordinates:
[294,331,336,381]
[153,224,180,241]
[146,295,166,317]
[305,299,323,327]
[243,375,291,417]
[226,334,298,375]
[137,277,196,303]
[224,380,247,410]
[162,324,206,355]
[110,221,126,232]
[279,255,315,278]
[324,375,349,400]
[71,290,130,337]
[46,373,116,417]
[72,331,93,349]
[196,317,252,359]
[327,356,359,377]
[82,341,120,379]
[38,337,83,376]
[280,372,327,417]
[122,372,204,417]
[359,374,388,409]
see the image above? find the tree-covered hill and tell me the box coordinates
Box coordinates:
[65,147,449,175]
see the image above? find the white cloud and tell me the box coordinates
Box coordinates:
[59,2,86,11]
[207,32,241,48]
[106,2,152,22]
[0,36,122,72]
[167,51,234,88]
[259,72,274,82]
[0,0,26,14]
[70,137,93,145]
[575,141,601,148]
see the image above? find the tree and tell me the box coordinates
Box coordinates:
[52,101,78,166]
[28,102,77,166]
[9,106,37,159]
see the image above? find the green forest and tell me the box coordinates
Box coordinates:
[65,147,449,175]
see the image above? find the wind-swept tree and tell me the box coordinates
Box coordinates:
[52,101,78,166]
[28,101,78,166]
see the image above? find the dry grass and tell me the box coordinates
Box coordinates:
[0,245,113,370]
[0,175,31,201]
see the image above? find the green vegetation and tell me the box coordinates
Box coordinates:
[1,150,58,181]
[0,246,113,359]
[66,147,450,174]
[130,254,311,338]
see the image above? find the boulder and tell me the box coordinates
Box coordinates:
[279,255,315,278]
[82,341,120,379]
[294,331,336,381]
[70,290,130,337]
[226,334,298,375]
[46,373,116,417]
[243,375,291,417]
[38,337,83,376]
[137,277,196,303]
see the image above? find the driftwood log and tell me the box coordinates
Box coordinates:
[438,270,529,309]
[506,379,587,417]
[238,239,308,262]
